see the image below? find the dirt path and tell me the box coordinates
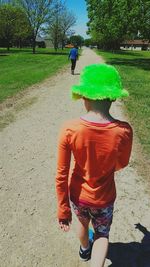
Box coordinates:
[0,48,150,267]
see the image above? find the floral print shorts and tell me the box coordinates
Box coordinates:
[72,202,114,238]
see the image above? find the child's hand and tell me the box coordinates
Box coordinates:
[59,219,71,232]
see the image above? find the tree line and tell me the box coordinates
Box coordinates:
[85,0,150,50]
[0,0,77,53]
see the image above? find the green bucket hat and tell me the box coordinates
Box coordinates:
[71,64,129,100]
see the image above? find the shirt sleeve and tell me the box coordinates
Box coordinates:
[115,124,133,171]
[55,126,72,222]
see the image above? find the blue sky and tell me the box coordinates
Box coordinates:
[65,0,89,39]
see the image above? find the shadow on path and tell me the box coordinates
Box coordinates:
[107,224,150,267]
[101,50,144,57]
[107,58,150,71]
[74,73,80,75]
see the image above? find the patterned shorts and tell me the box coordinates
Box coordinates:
[72,202,114,238]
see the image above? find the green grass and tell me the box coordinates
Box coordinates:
[0,47,71,102]
[96,50,150,156]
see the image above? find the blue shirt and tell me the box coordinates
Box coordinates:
[69,48,78,60]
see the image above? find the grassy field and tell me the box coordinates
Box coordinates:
[97,50,150,157]
[0,47,71,103]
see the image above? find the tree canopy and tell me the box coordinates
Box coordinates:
[17,0,53,53]
[48,0,76,50]
[0,4,31,50]
[138,0,150,41]
[0,0,76,52]
[70,35,84,48]
[85,0,150,50]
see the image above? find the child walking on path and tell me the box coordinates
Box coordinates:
[55,64,133,267]
[68,45,78,75]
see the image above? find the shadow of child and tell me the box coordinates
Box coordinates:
[107,223,150,267]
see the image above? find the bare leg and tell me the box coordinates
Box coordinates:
[76,219,90,248]
[90,237,108,267]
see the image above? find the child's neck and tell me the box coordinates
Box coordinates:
[82,110,115,123]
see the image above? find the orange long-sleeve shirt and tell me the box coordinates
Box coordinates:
[56,118,133,221]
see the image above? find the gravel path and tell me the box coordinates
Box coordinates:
[0,48,150,267]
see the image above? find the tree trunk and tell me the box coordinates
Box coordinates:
[7,40,10,51]
[61,39,64,50]
[19,39,22,49]
[32,37,36,54]
[54,38,58,52]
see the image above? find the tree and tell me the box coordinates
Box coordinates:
[48,0,76,50]
[86,0,127,49]
[17,0,53,53]
[0,4,31,50]
[138,0,150,41]
[59,7,76,49]
[48,0,63,51]
[84,38,97,47]
[70,35,84,48]
[85,0,150,50]
[13,7,31,48]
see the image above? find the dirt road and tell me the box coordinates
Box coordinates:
[0,48,150,267]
